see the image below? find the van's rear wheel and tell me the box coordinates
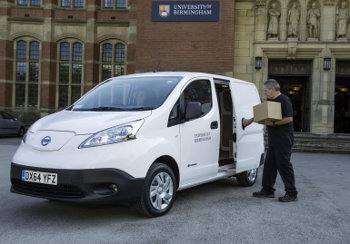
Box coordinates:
[136,163,176,217]
[236,168,258,187]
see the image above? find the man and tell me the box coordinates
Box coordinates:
[336,1,349,38]
[287,3,300,38]
[243,79,298,202]
[267,3,281,38]
[307,2,320,38]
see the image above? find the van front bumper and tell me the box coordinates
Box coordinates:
[10,163,145,204]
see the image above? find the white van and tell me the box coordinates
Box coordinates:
[10,72,264,217]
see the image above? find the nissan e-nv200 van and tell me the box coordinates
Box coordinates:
[11,72,265,217]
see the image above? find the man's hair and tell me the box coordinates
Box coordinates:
[264,79,280,91]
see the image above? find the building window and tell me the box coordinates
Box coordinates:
[17,0,41,6]
[58,41,83,108]
[15,40,40,108]
[101,42,125,81]
[61,0,84,8]
[103,0,127,9]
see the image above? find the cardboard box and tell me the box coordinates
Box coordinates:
[253,101,282,123]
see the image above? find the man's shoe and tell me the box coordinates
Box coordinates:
[278,194,298,202]
[252,190,274,198]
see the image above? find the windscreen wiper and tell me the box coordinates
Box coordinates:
[127,107,155,111]
[83,106,127,111]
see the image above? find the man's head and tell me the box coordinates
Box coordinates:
[264,79,281,99]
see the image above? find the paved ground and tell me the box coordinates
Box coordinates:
[0,137,350,244]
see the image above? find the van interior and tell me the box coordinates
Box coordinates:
[214,80,235,166]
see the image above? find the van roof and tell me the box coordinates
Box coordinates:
[112,71,254,86]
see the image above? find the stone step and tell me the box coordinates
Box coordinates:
[292,147,350,154]
[264,132,350,154]
[293,143,350,153]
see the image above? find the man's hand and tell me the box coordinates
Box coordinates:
[242,118,254,127]
[265,120,274,126]
[257,120,274,126]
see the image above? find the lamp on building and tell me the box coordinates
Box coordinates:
[255,57,262,70]
[323,58,331,71]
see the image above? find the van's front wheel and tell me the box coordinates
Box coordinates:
[136,163,176,217]
[236,168,258,187]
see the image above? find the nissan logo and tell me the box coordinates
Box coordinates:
[41,136,51,146]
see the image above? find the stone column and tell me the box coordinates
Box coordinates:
[127,18,137,74]
[311,53,335,134]
[254,0,267,41]
[40,1,57,115]
[299,0,307,41]
[279,1,287,41]
[0,2,13,108]
[322,0,336,41]
[84,15,99,93]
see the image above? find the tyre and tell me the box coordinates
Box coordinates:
[18,127,25,137]
[236,168,258,187]
[136,163,176,217]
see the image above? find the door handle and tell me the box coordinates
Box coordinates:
[210,121,218,129]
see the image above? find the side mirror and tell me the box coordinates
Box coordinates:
[185,102,202,120]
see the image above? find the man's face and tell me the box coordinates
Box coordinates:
[264,86,275,99]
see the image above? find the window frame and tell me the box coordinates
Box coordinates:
[17,0,41,7]
[60,0,85,8]
[57,40,84,109]
[100,40,126,82]
[13,38,41,109]
[102,0,127,9]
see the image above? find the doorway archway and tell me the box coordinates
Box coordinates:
[268,60,312,132]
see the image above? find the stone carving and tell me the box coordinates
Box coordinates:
[336,1,349,38]
[267,2,281,38]
[324,0,335,5]
[307,1,321,38]
[287,2,300,38]
[256,0,267,7]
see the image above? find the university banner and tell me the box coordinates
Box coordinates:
[152,1,219,22]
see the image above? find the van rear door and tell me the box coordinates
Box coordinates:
[230,80,264,173]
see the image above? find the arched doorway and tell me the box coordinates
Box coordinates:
[268,60,312,132]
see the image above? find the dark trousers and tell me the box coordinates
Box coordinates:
[262,145,298,196]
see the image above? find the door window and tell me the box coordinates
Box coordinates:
[183,79,212,116]
[2,112,14,120]
[168,99,180,127]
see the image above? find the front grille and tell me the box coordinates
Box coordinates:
[11,179,84,199]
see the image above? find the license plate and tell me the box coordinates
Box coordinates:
[21,170,58,185]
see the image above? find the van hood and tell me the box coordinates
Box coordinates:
[30,110,152,134]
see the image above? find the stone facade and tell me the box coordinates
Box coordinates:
[234,0,350,134]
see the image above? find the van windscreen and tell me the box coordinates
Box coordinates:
[70,76,182,111]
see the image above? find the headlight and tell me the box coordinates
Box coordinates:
[79,120,144,149]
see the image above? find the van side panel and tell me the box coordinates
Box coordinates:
[230,80,264,173]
